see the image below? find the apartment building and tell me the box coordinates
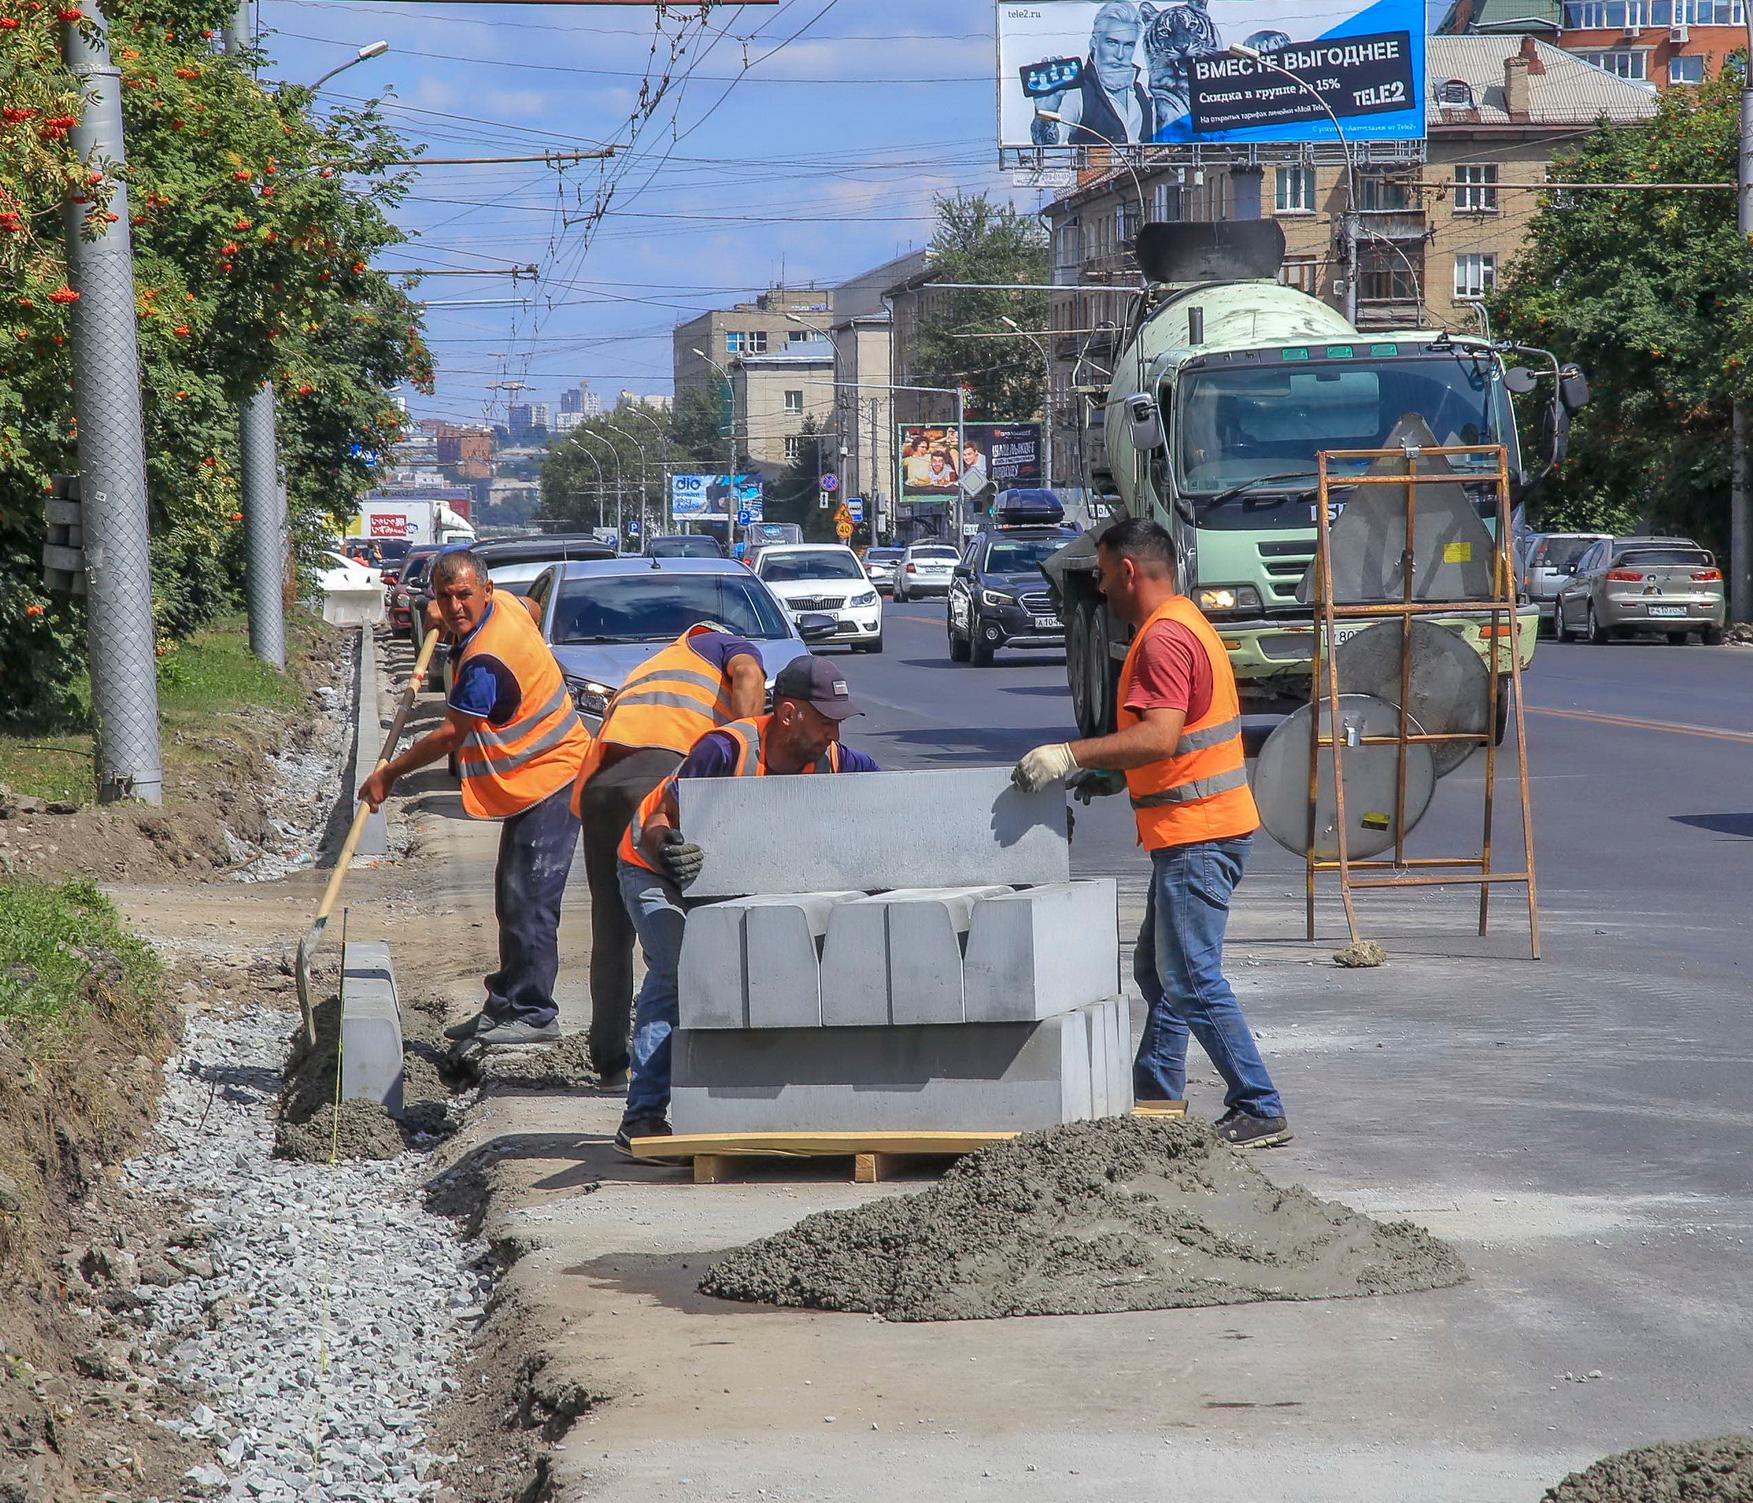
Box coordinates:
[1556,0,1745,86]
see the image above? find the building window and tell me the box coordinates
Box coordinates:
[1577,48,1648,76]
[784,435,803,463]
[1563,0,1603,20]
[1274,166,1316,213]
[1359,245,1422,303]
[1454,252,1498,298]
[726,329,768,354]
[784,390,804,415]
[1280,256,1320,294]
[1357,172,1413,212]
[1150,178,1183,223]
[1053,220,1082,284]
[1454,164,1500,212]
[1437,78,1475,105]
[1689,0,1744,24]
[1669,53,1707,80]
[787,328,813,345]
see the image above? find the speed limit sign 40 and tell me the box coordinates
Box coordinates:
[835,520,853,540]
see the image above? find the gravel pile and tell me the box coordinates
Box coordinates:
[127,1003,487,1502]
[231,682,352,884]
[703,1116,1465,1322]
[1541,1435,1753,1502]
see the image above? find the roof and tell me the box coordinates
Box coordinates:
[1428,37,1660,126]
[556,556,749,578]
[472,536,616,565]
[1435,0,1561,32]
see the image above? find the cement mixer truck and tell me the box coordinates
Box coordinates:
[1044,221,1590,736]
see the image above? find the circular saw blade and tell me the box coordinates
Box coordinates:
[1252,692,1437,860]
[1333,619,1491,778]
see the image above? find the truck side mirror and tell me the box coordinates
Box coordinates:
[1503,366,1539,395]
[1125,392,1164,452]
[1559,363,1590,411]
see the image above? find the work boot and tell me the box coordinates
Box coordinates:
[473,1017,561,1047]
[1215,1110,1293,1149]
[443,1009,494,1041]
[614,1115,680,1163]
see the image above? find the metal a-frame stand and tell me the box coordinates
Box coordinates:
[1304,443,1540,959]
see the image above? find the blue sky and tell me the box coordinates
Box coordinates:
[259,0,1020,427]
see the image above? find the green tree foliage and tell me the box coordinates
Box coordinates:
[1491,75,1752,546]
[0,0,429,725]
[764,415,834,541]
[906,192,1049,423]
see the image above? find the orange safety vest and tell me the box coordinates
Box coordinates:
[617,714,842,872]
[452,599,593,820]
[570,625,744,812]
[1116,595,1259,851]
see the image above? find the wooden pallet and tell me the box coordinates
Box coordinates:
[628,1111,1187,1185]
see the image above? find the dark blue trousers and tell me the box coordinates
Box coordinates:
[483,784,580,1028]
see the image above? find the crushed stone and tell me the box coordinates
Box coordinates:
[1334,940,1389,968]
[1541,1435,1753,1502]
[702,1117,1465,1322]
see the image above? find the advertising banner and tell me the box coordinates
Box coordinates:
[671,472,764,520]
[996,0,1425,147]
[897,422,1042,504]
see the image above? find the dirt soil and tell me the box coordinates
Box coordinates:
[1541,1435,1753,1502]
[702,1116,1466,1322]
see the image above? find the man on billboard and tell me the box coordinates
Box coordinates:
[1031,2,1156,147]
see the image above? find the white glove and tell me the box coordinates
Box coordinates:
[1011,742,1079,792]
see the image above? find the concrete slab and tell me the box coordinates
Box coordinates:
[817,895,893,1028]
[1110,994,1134,1114]
[882,885,1012,1026]
[351,630,389,861]
[963,880,1119,1022]
[339,940,403,1115]
[677,902,750,1030]
[680,893,862,1030]
[1084,999,1111,1118]
[671,1013,1092,1134]
[679,767,1070,897]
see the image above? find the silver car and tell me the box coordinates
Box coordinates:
[894,541,959,600]
[863,546,904,594]
[523,556,831,728]
[1554,536,1726,645]
[1522,531,1608,625]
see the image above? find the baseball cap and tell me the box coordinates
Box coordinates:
[772,656,862,720]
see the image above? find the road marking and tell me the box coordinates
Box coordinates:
[1526,704,1753,746]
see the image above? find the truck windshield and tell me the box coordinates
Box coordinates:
[1175,356,1516,502]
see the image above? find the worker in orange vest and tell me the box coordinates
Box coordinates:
[361,549,592,1046]
[570,624,766,1086]
[612,656,879,1155]
[1012,517,1289,1147]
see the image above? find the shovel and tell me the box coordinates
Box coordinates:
[293,627,441,1044]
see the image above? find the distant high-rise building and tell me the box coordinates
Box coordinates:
[560,382,602,418]
[530,402,552,433]
[560,387,581,415]
[507,403,533,444]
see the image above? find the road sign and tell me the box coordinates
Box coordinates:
[737,507,754,525]
[846,497,864,522]
[835,520,853,541]
[818,491,831,509]
[627,518,641,536]
[820,472,839,493]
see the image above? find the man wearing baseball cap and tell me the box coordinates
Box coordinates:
[611,656,880,1154]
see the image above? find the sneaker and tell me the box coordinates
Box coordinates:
[613,1116,678,1162]
[443,1010,494,1042]
[1216,1111,1293,1149]
[472,1018,561,1047]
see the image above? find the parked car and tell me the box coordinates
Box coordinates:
[947,523,1081,666]
[894,541,959,600]
[752,544,883,653]
[1554,536,1726,645]
[523,557,834,729]
[316,550,382,593]
[645,534,725,560]
[862,546,904,594]
[389,543,443,638]
[1522,531,1609,626]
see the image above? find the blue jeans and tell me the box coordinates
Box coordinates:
[483,785,580,1029]
[1133,834,1284,1119]
[619,859,686,1121]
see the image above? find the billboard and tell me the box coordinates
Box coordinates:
[671,472,763,520]
[898,423,1042,504]
[997,0,1424,148]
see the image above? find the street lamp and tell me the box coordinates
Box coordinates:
[619,402,670,531]
[690,346,739,482]
[566,445,606,530]
[1227,43,1361,321]
[1033,108,1147,227]
[571,429,623,536]
[308,40,390,93]
[1002,315,1054,490]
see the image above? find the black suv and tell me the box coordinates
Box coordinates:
[947,515,1081,666]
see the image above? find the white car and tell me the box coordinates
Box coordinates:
[753,544,883,653]
[862,546,904,594]
[894,541,959,600]
[316,550,383,592]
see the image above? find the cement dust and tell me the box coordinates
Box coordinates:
[701,1117,1464,1322]
[1542,1435,1753,1502]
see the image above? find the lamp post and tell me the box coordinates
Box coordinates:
[1733,26,1753,621]
[619,403,671,533]
[1033,108,1147,227]
[1002,315,1054,490]
[308,39,390,94]
[691,346,742,547]
[573,429,624,537]
[1227,43,1360,322]
[566,445,605,530]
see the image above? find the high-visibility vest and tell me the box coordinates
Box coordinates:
[1116,596,1259,851]
[617,714,843,872]
[570,625,744,812]
[452,599,592,820]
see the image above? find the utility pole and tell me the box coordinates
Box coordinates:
[225,2,285,668]
[62,4,164,804]
[1734,24,1753,622]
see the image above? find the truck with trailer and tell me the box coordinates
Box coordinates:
[344,495,476,564]
[1045,221,1590,737]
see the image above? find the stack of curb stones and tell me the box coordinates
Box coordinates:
[672,767,1132,1135]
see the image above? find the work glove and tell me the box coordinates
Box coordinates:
[1011,742,1079,793]
[657,829,705,889]
[1066,768,1127,805]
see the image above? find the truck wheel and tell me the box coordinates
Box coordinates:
[1494,683,1509,747]
[1066,608,1092,731]
[1087,605,1117,732]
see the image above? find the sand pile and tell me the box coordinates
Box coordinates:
[701,1117,1464,1322]
[1542,1436,1753,1502]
